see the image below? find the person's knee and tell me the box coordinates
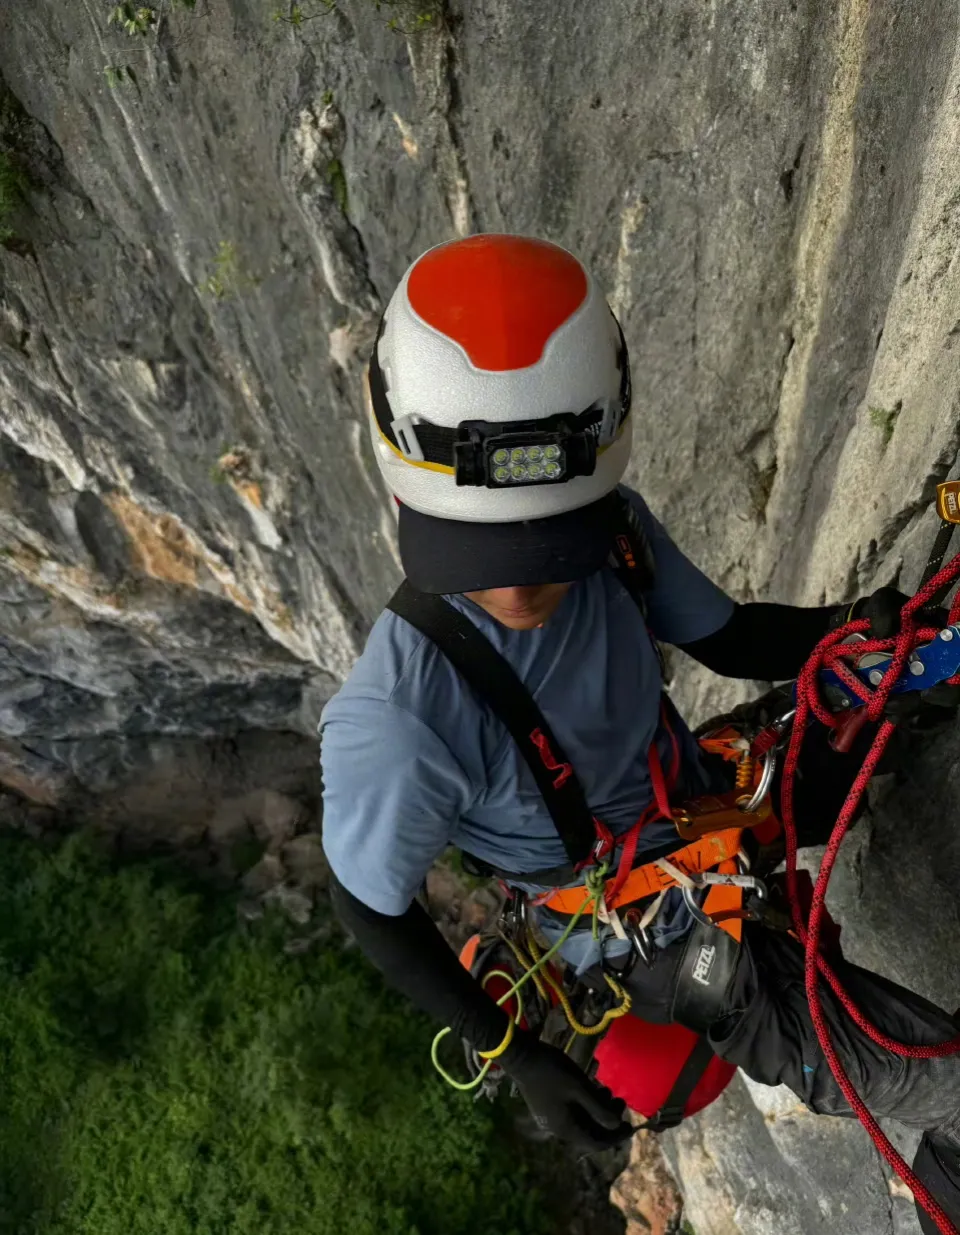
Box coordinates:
[913,1133,960,1235]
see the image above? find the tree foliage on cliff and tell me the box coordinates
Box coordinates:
[0,831,550,1235]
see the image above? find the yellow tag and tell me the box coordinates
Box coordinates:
[936,481,960,524]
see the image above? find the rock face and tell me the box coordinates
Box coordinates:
[3,1,960,1231]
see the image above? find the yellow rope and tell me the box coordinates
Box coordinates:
[430,865,611,1090]
[476,997,517,1059]
[523,928,631,1036]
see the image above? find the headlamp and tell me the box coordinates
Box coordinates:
[453,414,597,488]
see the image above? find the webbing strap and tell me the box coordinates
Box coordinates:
[540,826,745,914]
[386,581,598,865]
[644,1034,717,1132]
[604,706,682,904]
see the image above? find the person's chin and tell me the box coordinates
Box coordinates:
[494,610,545,631]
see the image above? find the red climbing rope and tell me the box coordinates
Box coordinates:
[779,551,960,1234]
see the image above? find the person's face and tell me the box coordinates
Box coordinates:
[463,582,573,630]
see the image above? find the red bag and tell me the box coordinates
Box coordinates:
[594,1015,736,1122]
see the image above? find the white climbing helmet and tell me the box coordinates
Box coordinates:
[366,233,633,593]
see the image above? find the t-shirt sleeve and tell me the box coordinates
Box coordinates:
[319,694,475,916]
[622,486,735,645]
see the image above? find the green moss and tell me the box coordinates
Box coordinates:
[436,847,489,892]
[326,158,348,214]
[868,403,900,446]
[202,240,259,302]
[0,829,552,1234]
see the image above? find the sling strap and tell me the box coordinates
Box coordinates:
[385,492,656,868]
[643,1034,719,1132]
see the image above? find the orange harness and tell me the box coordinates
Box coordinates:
[538,727,783,943]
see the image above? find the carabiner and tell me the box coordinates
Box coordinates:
[681,872,767,930]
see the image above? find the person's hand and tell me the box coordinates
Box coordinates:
[499,1030,633,1153]
[854,586,913,640]
[828,585,916,639]
[833,587,960,727]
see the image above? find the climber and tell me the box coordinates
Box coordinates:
[319,234,960,1235]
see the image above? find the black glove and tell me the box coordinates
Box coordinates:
[831,587,960,727]
[499,1029,633,1154]
[828,585,914,640]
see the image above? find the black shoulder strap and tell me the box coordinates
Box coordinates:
[607,491,656,617]
[386,581,598,866]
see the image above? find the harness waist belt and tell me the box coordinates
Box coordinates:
[540,827,745,915]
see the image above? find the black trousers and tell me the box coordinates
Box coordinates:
[714,927,960,1235]
[619,707,960,1233]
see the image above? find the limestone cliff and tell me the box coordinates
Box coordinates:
[3,2,960,1231]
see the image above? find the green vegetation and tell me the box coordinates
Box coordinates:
[271,2,336,26]
[269,0,436,36]
[104,64,138,88]
[102,0,197,87]
[108,0,197,32]
[108,3,158,36]
[375,0,435,35]
[0,151,26,243]
[436,846,488,891]
[326,157,348,214]
[202,240,260,301]
[868,403,900,446]
[0,829,553,1235]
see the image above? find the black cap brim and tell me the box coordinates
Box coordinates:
[397,492,618,594]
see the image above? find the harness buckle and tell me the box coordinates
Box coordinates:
[591,819,615,865]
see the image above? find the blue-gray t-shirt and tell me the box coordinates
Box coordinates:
[319,487,734,965]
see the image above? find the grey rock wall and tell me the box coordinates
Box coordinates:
[2,1,960,1231]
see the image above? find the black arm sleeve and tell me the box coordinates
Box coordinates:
[329,872,510,1053]
[677,601,838,681]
